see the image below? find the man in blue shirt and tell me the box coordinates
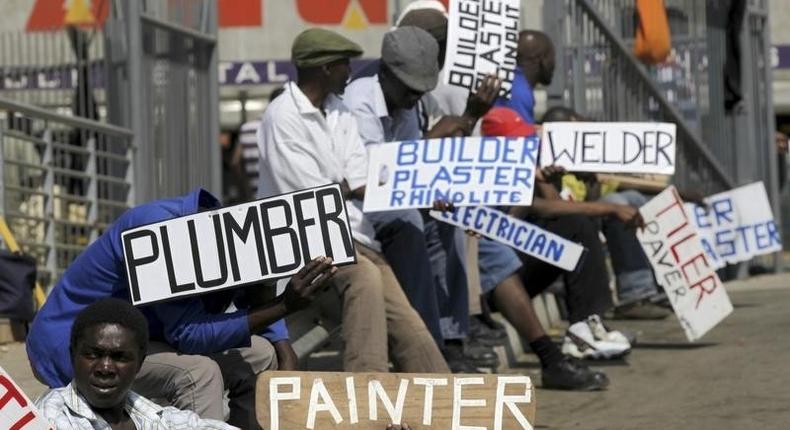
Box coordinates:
[495,30,556,123]
[27,188,336,429]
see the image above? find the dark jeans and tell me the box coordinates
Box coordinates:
[368,209,469,343]
[517,214,613,323]
[600,190,660,303]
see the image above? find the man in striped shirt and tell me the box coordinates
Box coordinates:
[36,299,237,429]
[238,87,285,197]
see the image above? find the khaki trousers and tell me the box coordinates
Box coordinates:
[333,243,449,373]
[133,335,277,430]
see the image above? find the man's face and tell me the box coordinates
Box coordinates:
[72,324,142,410]
[327,58,352,95]
[381,68,425,110]
[539,42,556,86]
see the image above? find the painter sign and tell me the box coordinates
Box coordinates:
[0,366,54,430]
[122,184,356,306]
[444,0,520,98]
[540,122,677,175]
[431,206,586,271]
[257,371,535,430]
[364,137,539,212]
[637,187,733,341]
[685,182,782,268]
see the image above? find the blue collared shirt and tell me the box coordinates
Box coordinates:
[27,189,288,388]
[495,67,536,124]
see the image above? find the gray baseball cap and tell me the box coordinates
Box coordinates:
[381,26,439,93]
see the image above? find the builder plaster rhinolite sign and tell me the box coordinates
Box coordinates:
[444,0,520,98]
[637,187,733,341]
[364,136,539,212]
[0,366,54,430]
[431,207,586,271]
[122,184,356,306]
[257,371,535,430]
[540,122,677,175]
[685,182,782,269]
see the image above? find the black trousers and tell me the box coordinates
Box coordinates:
[517,214,614,323]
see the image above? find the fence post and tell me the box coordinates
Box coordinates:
[41,128,57,283]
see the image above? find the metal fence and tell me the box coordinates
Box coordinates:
[0,28,106,116]
[0,96,134,286]
[544,0,784,266]
[543,0,735,196]
[105,0,220,204]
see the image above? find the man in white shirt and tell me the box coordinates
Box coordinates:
[256,28,448,373]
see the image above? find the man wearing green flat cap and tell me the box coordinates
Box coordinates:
[256,28,449,373]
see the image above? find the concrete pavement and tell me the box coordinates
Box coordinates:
[3,273,790,429]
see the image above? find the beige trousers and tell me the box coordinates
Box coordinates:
[132,335,277,430]
[333,243,449,373]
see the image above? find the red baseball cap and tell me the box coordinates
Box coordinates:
[481,107,537,137]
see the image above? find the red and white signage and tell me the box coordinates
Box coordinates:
[0,366,53,430]
[637,187,733,341]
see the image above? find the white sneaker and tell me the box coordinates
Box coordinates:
[562,320,631,360]
[586,314,633,347]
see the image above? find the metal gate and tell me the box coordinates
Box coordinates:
[104,0,220,204]
[544,0,783,266]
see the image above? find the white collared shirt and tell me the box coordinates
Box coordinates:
[35,383,236,429]
[342,74,422,145]
[256,82,379,250]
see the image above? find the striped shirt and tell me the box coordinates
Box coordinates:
[239,119,262,196]
[35,383,238,430]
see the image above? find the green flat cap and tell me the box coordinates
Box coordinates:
[291,28,363,68]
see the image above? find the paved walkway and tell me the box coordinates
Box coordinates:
[3,273,789,429]
[534,273,790,430]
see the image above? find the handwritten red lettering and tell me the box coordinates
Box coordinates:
[689,275,719,309]
[0,375,28,409]
[9,411,35,430]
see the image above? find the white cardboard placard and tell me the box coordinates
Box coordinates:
[637,187,733,341]
[0,366,54,430]
[443,0,520,98]
[122,184,356,306]
[540,122,677,175]
[430,206,585,271]
[685,181,781,268]
[364,136,539,212]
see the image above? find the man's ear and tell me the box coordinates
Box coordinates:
[136,348,147,372]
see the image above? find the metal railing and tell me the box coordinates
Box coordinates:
[0,96,133,289]
[545,0,735,194]
[0,28,106,115]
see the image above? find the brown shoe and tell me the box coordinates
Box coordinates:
[612,302,672,320]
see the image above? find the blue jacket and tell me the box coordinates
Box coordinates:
[495,67,536,124]
[27,189,288,388]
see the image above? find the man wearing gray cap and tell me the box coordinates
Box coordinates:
[342,26,499,372]
[257,28,448,374]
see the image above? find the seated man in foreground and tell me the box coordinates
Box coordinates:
[27,188,337,429]
[36,298,238,429]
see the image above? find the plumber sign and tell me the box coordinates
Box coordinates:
[122,184,356,306]
[540,122,677,175]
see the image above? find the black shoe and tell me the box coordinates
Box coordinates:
[469,316,509,347]
[443,343,482,374]
[541,357,609,391]
[465,337,500,368]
